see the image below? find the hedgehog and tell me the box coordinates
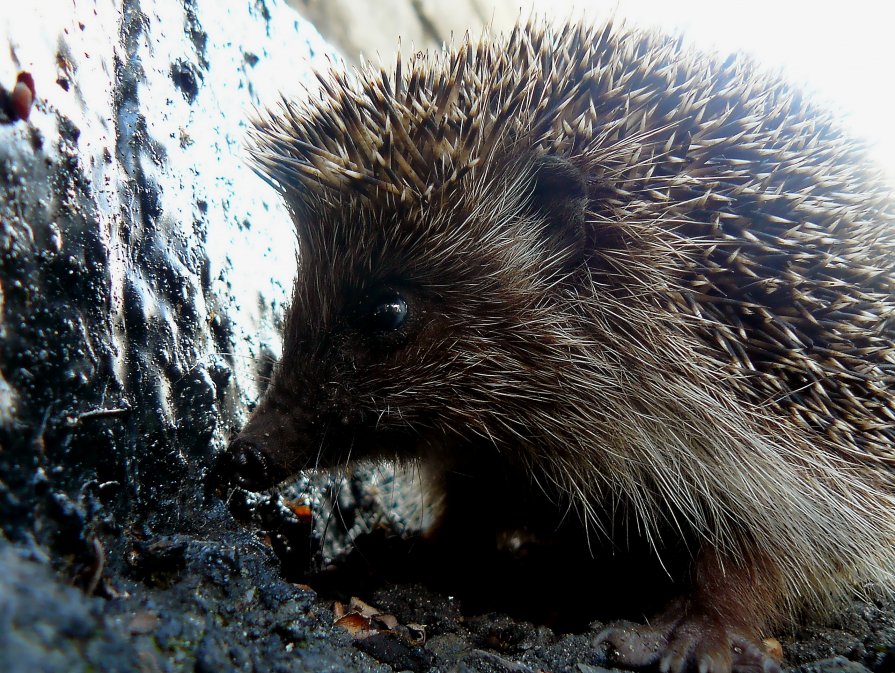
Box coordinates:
[217,21,895,673]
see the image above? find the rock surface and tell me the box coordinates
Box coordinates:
[0,1,381,671]
[1,1,895,672]
[286,0,522,64]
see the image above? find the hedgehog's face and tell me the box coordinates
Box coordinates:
[219,154,590,491]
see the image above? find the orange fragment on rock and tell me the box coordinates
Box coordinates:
[283,499,313,523]
[763,637,783,661]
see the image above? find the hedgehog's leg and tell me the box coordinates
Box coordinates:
[595,548,783,673]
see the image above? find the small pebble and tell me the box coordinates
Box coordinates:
[10,72,35,120]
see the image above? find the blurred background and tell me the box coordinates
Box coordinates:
[286,0,895,179]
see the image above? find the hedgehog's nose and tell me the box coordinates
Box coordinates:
[215,437,281,492]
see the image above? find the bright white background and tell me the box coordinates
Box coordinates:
[534,1,895,180]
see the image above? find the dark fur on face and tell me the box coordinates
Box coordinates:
[219,21,895,673]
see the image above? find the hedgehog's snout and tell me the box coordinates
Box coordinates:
[214,405,297,492]
[217,435,286,492]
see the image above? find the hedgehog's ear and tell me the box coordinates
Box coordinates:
[528,155,589,264]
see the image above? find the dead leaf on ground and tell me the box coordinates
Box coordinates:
[333,597,427,646]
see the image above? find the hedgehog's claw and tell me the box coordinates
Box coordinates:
[594,619,668,669]
[595,612,781,673]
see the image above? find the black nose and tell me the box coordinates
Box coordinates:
[215,437,279,492]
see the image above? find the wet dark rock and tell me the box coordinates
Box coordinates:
[170,59,202,103]
[0,543,135,673]
[0,1,384,671]
[794,658,875,673]
[450,650,541,673]
[355,632,436,673]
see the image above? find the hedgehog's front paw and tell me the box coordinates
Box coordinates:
[594,611,781,673]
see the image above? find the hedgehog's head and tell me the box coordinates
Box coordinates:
[221,154,591,491]
[216,32,607,490]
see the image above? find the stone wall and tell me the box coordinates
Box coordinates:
[0,2,386,671]
[287,0,527,63]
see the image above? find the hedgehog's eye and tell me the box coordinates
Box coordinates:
[360,291,408,333]
[369,295,408,331]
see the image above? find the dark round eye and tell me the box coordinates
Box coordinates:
[364,292,408,332]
